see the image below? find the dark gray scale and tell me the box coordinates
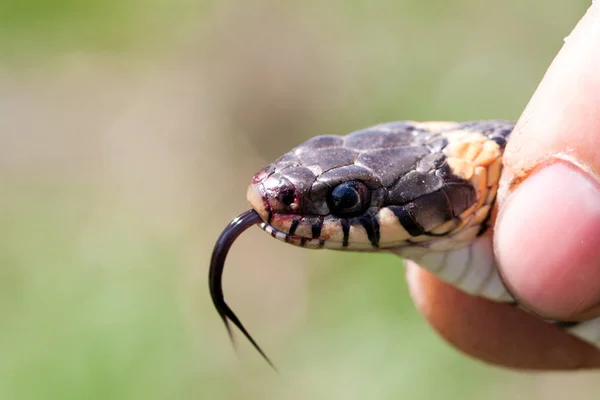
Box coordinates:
[293,135,344,154]
[434,163,454,181]
[441,182,476,217]
[280,167,317,195]
[385,187,458,238]
[368,188,386,210]
[383,183,456,237]
[344,125,415,150]
[416,153,445,173]
[272,152,301,173]
[379,138,477,237]
[296,147,358,173]
[387,170,445,204]
[402,189,455,232]
[409,190,455,231]
[355,146,430,187]
[315,165,378,188]
[425,136,449,153]
[252,163,276,183]
[302,199,329,216]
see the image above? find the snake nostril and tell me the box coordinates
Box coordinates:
[261,174,302,213]
[280,189,296,207]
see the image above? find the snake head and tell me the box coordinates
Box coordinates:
[211,120,513,370]
[247,121,510,252]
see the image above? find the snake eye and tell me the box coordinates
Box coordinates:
[327,181,370,217]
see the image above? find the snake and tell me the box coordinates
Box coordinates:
[209,120,600,369]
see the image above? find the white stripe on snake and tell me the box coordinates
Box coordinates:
[209,120,600,369]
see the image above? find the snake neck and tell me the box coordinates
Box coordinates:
[391,233,513,303]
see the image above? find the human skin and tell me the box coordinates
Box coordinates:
[407,2,600,369]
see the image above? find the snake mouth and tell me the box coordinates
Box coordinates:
[247,180,331,248]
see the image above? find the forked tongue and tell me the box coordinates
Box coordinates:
[208,209,277,370]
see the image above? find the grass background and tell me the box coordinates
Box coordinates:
[1,0,598,399]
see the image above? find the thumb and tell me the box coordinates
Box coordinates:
[495,2,600,321]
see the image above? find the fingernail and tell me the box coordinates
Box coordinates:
[495,161,600,319]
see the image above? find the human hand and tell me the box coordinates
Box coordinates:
[407,2,600,369]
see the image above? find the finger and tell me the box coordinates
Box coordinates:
[495,2,600,321]
[406,262,600,370]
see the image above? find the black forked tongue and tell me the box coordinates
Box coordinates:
[209,209,277,371]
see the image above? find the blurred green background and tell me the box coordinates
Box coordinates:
[1,0,598,399]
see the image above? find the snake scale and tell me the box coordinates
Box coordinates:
[209,120,600,368]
